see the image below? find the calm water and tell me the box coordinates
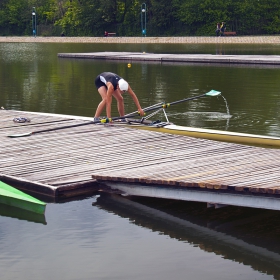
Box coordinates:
[1,42,280,279]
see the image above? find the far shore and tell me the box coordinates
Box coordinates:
[1,36,280,44]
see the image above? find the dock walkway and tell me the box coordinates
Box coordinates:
[58,51,280,66]
[1,109,280,209]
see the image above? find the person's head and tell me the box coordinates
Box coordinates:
[118,79,128,92]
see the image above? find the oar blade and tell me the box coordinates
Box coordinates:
[8,132,33,138]
[205,90,221,96]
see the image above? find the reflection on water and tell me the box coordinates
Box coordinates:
[1,43,280,136]
[0,203,46,225]
[0,43,47,62]
[0,194,278,280]
[1,42,280,279]
[95,194,280,279]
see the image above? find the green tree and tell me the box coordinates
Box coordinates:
[4,0,30,35]
[174,0,229,35]
[1,0,280,36]
[148,0,178,35]
[257,0,280,34]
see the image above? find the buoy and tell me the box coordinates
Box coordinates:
[128,63,131,68]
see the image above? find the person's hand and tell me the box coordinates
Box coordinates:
[138,108,145,116]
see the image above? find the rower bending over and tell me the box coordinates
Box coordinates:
[94,72,145,121]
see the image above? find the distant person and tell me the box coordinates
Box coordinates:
[61,32,65,37]
[94,72,145,121]
[220,22,226,36]
[216,23,221,36]
[104,31,108,37]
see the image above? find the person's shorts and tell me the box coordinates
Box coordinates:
[95,75,107,89]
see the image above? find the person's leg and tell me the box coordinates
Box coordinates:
[112,90,125,116]
[94,86,107,118]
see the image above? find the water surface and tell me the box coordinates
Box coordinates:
[1,42,280,279]
[1,42,280,136]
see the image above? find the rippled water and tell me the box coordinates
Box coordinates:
[1,42,280,136]
[1,194,280,280]
[1,42,280,279]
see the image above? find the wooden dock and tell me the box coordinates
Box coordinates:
[1,109,280,209]
[57,51,280,66]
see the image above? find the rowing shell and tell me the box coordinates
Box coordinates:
[117,119,280,148]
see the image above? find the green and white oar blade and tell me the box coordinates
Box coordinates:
[205,90,221,96]
[8,132,32,138]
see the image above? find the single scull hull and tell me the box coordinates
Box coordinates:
[128,124,280,148]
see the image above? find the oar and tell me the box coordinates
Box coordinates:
[8,110,153,138]
[7,115,133,138]
[7,89,220,138]
[125,90,221,117]
[150,89,221,109]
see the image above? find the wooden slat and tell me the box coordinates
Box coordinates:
[2,109,280,199]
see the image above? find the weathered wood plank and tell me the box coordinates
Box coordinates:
[2,109,280,201]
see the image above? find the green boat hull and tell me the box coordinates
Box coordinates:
[0,181,46,214]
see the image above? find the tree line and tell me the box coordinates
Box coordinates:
[0,0,280,37]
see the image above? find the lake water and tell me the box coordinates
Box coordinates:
[1,42,280,279]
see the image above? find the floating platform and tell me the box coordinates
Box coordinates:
[57,51,280,66]
[95,193,280,278]
[2,109,280,210]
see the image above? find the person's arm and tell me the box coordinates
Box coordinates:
[106,82,114,118]
[127,86,145,116]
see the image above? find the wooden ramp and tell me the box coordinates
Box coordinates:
[1,109,280,209]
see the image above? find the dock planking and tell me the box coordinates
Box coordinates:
[57,51,280,66]
[1,109,280,209]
